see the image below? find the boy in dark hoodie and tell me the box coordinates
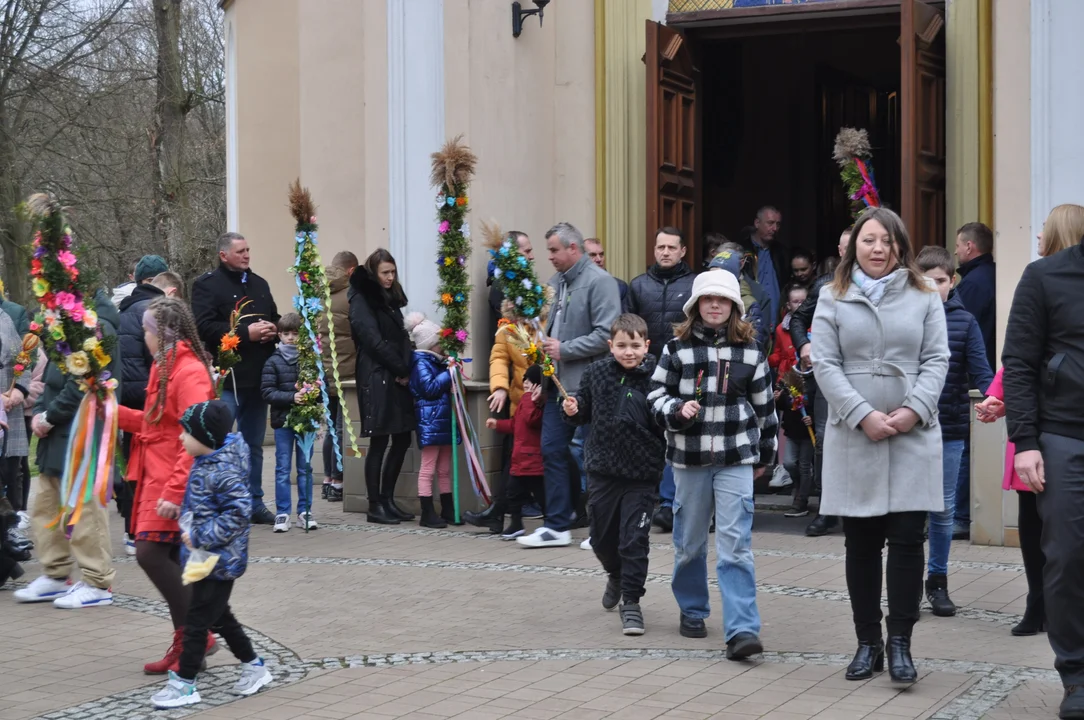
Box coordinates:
[916,246,993,618]
[563,313,665,636]
[260,312,316,533]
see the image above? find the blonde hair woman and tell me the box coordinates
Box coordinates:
[1037,203,1084,257]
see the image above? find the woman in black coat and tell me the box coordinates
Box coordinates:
[348,249,416,524]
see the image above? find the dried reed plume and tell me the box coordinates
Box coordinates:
[288,179,317,226]
[429,134,478,190]
[480,219,505,251]
[832,127,872,167]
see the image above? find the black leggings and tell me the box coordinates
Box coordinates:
[1,456,23,512]
[136,540,191,630]
[1017,490,1045,608]
[365,432,412,501]
[842,511,926,642]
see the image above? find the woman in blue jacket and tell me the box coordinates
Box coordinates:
[405,313,460,528]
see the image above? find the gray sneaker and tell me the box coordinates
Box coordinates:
[232,660,272,696]
[151,671,201,709]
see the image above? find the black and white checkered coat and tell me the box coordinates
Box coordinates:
[648,324,778,469]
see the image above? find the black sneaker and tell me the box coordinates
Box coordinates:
[620,603,645,636]
[602,575,620,611]
[679,614,707,638]
[925,574,957,617]
[328,486,343,502]
[726,632,764,661]
[1061,685,1084,719]
[500,516,525,540]
[522,503,544,519]
[653,506,674,533]
[321,484,331,500]
[251,506,276,525]
[784,504,810,518]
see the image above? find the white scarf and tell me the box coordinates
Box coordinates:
[851,266,902,306]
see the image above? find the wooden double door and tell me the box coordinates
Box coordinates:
[645,0,946,265]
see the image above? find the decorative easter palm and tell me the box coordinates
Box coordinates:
[430,137,488,520]
[781,368,816,447]
[25,193,119,535]
[287,180,335,531]
[833,127,882,219]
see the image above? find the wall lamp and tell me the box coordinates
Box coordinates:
[512,0,550,39]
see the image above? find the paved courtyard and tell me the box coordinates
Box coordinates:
[0,468,1066,720]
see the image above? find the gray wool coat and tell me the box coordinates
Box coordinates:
[810,271,950,518]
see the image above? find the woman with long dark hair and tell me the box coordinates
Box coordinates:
[811,207,949,684]
[349,249,416,524]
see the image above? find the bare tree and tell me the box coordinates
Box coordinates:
[151,0,189,269]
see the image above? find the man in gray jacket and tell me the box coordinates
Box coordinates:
[517,222,622,548]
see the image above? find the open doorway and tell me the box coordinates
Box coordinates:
[646,0,946,270]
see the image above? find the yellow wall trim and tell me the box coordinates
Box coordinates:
[595,0,607,247]
[978,0,993,227]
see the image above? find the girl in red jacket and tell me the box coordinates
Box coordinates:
[118,297,217,674]
[484,364,545,539]
[768,285,808,377]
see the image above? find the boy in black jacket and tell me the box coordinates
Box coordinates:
[260,313,315,533]
[563,314,665,636]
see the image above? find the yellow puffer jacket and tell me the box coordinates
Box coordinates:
[488,287,553,416]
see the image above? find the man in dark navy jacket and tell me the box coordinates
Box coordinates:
[954,222,997,368]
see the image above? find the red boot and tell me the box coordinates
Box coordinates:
[143,628,184,675]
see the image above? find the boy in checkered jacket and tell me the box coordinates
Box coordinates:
[648,270,777,660]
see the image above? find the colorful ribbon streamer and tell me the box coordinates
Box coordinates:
[449,362,490,504]
[321,268,359,467]
[47,387,119,537]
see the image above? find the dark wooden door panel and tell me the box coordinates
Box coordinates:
[647,20,702,266]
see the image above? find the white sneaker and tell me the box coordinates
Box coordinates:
[232,659,273,696]
[124,532,136,556]
[516,527,572,548]
[298,512,318,531]
[151,671,201,708]
[273,514,290,533]
[16,510,30,530]
[13,575,71,603]
[52,581,113,608]
[768,465,793,489]
[580,537,593,550]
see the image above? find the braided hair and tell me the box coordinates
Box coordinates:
[144,296,216,424]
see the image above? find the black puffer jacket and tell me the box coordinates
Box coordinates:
[191,263,279,389]
[624,263,695,356]
[939,293,994,441]
[117,283,165,409]
[789,271,832,351]
[260,345,299,430]
[564,354,665,484]
[348,268,415,437]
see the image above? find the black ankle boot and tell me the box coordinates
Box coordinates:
[501,514,525,540]
[418,496,447,529]
[887,636,917,684]
[925,574,957,617]
[440,493,463,525]
[385,496,415,521]
[845,640,885,680]
[366,498,400,525]
[0,552,24,588]
[1012,594,1046,636]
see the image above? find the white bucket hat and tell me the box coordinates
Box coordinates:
[682,270,746,317]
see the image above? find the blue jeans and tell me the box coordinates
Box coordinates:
[671,464,761,641]
[274,428,313,515]
[571,426,590,492]
[222,386,268,509]
[659,465,675,508]
[928,439,964,576]
[954,436,971,525]
[541,396,576,532]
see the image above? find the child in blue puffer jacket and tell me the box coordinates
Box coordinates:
[405,313,461,529]
[151,400,272,710]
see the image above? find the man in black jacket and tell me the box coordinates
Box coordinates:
[118,255,170,411]
[791,226,851,537]
[1003,239,1084,719]
[624,227,695,358]
[585,238,628,305]
[192,232,280,524]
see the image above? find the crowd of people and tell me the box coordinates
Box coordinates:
[1,201,1083,716]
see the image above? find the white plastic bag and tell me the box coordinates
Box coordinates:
[179,512,220,585]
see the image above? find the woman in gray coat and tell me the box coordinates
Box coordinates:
[811,208,949,685]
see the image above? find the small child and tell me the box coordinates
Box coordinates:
[261,312,316,533]
[563,314,665,636]
[648,271,777,660]
[769,284,808,377]
[916,246,993,616]
[405,313,460,528]
[485,364,545,540]
[151,400,272,709]
[776,372,815,518]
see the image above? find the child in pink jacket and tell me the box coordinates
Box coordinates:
[976,367,1044,636]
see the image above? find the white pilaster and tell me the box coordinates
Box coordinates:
[387,0,445,314]
[225,18,239,231]
[1029,0,1049,261]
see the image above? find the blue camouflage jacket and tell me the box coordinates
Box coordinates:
[180,433,252,581]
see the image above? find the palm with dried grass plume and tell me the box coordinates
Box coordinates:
[833,127,882,219]
[430,135,478,357]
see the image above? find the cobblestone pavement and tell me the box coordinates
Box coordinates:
[0,472,1066,719]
